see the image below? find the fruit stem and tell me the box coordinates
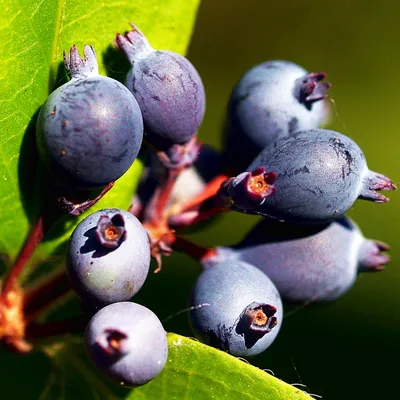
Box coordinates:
[1,217,44,299]
[168,206,229,229]
[25,315,88,339]
[23,270,72,322]
[147,167,183,224]
[168,173,229,216]
[58,181,115,216]
[172,235,217,261]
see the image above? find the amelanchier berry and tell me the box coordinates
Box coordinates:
[85,302,168,387]
[36,45,144,189]
[203,217,390,302]
[116,24,206,150]
[229,129,395,223]
[224,60,331,172]
[66,209,150,308]
[189,260,283,357]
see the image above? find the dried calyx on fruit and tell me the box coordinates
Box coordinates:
[224,60,331,172]
[36,44,144,214]
[189,260,283,357]
[225,129,395,223]
[116,24,206,153]
[85,302,168,387]
[202,217,391,302]
[66,209,150,310]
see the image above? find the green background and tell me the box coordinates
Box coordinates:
[170,0,398,399]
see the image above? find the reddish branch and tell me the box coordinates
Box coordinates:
[1,217,44,299]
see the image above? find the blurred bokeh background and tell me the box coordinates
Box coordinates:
[139,1,400,399]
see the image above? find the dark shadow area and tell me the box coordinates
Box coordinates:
[23,242,67,285]
[18,61,68,227]
[79,227,113,258]
[17,106,45,225]
[102,44,131,84]
[0,254,10,278]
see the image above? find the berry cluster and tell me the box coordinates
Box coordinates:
[0,23,395,390]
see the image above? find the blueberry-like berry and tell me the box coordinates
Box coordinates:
[224,60,331,172]
[189,260,282,357]
[36,45,144,189]
[204,217,390,302]
[66,209,150,308]
[85,302,168,387]
[234,129,396,223]
[116,24,206,150]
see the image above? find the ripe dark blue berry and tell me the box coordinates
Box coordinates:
[36,45,144,189]
[116,24,205,150]
[66,209,150,307]
[224,60,331,172]
[85,302,168,387]
[189,260,282,357]
[238,129,396,223]
[205,217,390,302]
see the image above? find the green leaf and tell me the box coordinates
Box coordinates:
[43,334,313,400]
[0,0,201,266]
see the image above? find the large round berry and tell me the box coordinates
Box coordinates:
[241,129,395,223]
[116,25,205,150]
[66,209,150,308]
[204,217,390,302]
[85,302,168,387]
[224,60,331,172]
[189,260,282,357]
[36,45,143,189]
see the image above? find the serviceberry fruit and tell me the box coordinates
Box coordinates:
[116,24,205,150]
[224,60,331,172]
[238,128,396,223]
[66,209,150,308]
[204,217,390,302]
[85,302,168,387]
[189,260,282,357]
[36,45,143,189]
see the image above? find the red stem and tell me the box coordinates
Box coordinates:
[169,206,229,229]
[171,173,229,214]
[25,315,88,339]
[23,271,72,321]
[171,236,217,261]
[1,217,44,299]
[146,167,182,224]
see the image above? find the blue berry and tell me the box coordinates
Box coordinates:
[66,209,150,308]
[36,45,143,189]
[116,24,205,150]
[224,60,331,172]
[204,217,390,302]
[189,260,282,357]
[236,129,395,223]
[85,302,168,387]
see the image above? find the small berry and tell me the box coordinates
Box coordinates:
[241,129,396,223]
[85,302,168,387]
[36,45,143,189]
[116,24,205,150]
[189,260,283,357]
[204,217,390,302]
[224,60,331,172]
[66,209,150,308]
